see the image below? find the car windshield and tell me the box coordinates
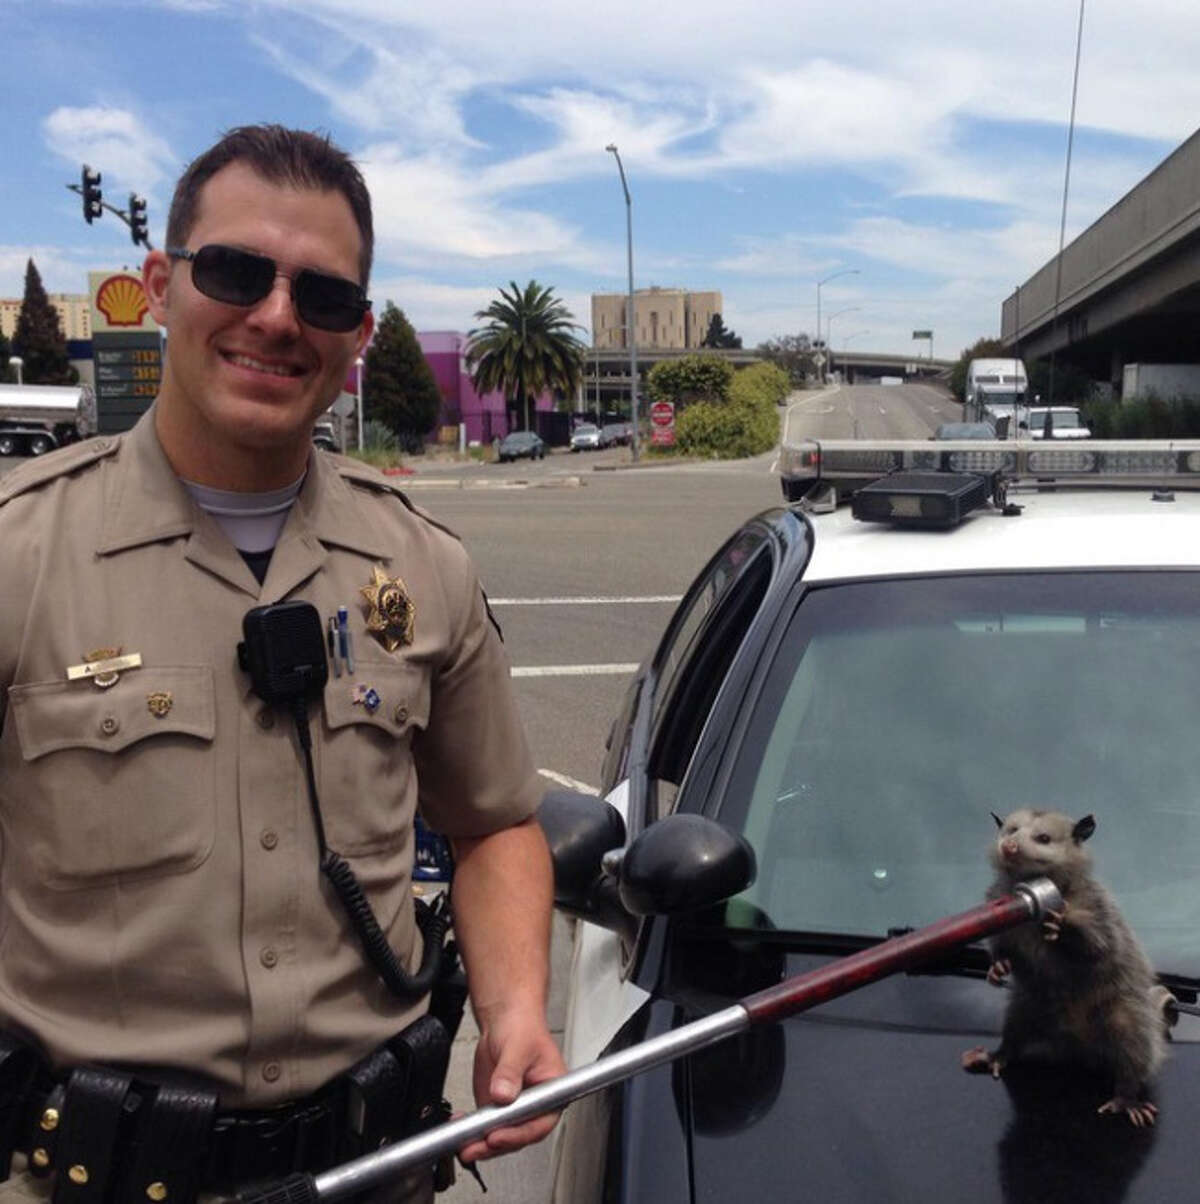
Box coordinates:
[574,424,598,435]
[721,570,1200,976]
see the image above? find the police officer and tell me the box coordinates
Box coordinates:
[0,125,563,1202]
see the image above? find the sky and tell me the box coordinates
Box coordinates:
[3,0,1199,360]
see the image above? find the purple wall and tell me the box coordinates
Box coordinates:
[417,330,554,445]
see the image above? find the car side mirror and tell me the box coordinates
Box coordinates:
[538,789,630,936]
[606,813,756,917]
[538,794,756,935]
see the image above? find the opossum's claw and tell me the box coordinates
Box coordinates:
[1098,1097,1158,1127]
[986,958,1011,986]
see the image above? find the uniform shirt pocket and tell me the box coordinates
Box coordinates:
[7,667,216,889]
[319,660,430,855]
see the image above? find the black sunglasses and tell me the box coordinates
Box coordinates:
[166,244,370,333]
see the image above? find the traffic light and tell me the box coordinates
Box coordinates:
[81,165,102,224]
[129,194,149,247]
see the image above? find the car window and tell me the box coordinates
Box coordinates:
[719,570,1200,977]
[644,525,773,821]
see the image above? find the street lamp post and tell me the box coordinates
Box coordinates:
[605,144,639,462]
[825,307,860,381]
[839,330,870,383]
[355,356,364,451]
[816,269,860,387]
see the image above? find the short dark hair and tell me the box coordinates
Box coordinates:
[166,124,374,285]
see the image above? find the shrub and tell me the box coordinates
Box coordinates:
[647,354,734,405]
[1083,395,1200,438]
[730,361,791,407]
[675,395,780,459]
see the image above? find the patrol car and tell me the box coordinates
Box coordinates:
[540,438,1200,1204]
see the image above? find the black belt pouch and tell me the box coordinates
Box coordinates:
[343,1014,452,1158]
[0,1033,37,1181]
[114,1083,217,1204]
[50,1066,132,1204]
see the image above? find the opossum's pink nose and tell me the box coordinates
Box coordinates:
[1001,839,1019,859]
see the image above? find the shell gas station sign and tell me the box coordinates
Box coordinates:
[89,271,162,433]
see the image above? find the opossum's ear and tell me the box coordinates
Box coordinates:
[991,811,1004,828]
[1072,814,1096,843]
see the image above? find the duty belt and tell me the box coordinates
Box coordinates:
[0,1008,460,1204]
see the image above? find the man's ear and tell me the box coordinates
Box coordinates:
[354,307,374,359]
[142,249,171,326]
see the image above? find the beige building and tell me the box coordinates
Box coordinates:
[591,287,722,350]
[1,293,92,341]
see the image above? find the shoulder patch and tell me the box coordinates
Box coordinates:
[0,436,120,506]
[334,457,463,542]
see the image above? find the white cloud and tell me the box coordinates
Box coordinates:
[42,107,177,201]
[371,276,591,340]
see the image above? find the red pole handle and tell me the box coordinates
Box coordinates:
[742,888,1049,1026]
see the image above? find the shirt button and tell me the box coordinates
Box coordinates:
[257,709,275,730]
[393,704,409,725]
[262,1062,281,1083]
[260,947,278,969]
[99,715,120,737]
[260,830,279,851]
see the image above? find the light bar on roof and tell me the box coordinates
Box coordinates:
[779,438,1200,495]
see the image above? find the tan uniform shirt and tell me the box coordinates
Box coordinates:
[0,411,542,1107]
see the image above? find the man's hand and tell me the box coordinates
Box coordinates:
[459,1004,567,1163]
[450,817,565,1164]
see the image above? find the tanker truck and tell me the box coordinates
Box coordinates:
[0,383,97,456]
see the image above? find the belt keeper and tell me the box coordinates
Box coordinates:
[26,1083,65,1180]
[50,1066,133,1204]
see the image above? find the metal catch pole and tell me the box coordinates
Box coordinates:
[236,878,1062,1204]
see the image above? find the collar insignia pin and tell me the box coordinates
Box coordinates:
[360,566,416,653]
[146,691,173,718]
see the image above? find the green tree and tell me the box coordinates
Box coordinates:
[0,329,14,384]
[465,280,586,430]
[363,302,442,447]
[949,336,1006,402]
[13,259,75,385]
[755,333,815,385]
[646,353,734,406]
[701,313,742,349]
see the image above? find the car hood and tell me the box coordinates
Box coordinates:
[681,951,1198,1204]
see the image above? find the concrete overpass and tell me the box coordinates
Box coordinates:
[1001,126,1200,391]
[829,350,953,383]
[580,345,951,409]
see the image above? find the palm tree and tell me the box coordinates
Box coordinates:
[465,281,586,430]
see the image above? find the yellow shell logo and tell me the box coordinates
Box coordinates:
[96,275,149,327]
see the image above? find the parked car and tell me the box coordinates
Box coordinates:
[934,420,996,440]
[601,422,631,447]
[544,437,1200,1203]
[570,423,604,451]
[496,430,546,462]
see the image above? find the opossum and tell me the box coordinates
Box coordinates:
[960,808,1170,1127]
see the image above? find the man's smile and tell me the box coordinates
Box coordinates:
[221,350,306,378]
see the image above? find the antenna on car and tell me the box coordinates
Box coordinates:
[1046,0,1086,411]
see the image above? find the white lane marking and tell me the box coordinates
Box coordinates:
[512,663,639,677]
[490,595,680,606]
[538,769,600,795]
